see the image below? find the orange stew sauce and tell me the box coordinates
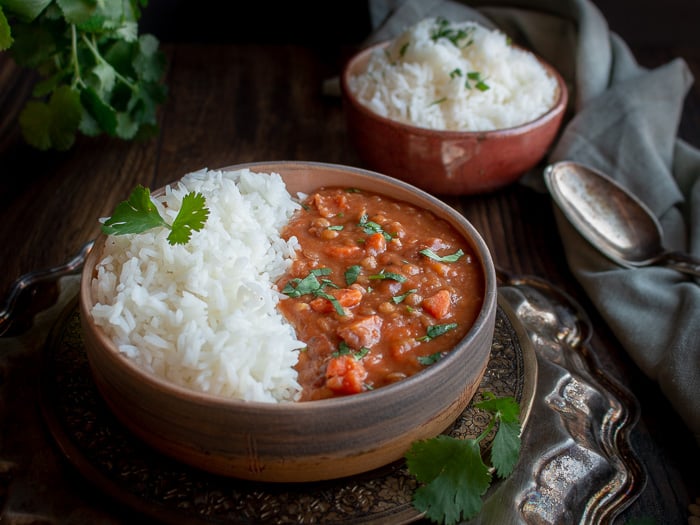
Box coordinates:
[277,187,484,401]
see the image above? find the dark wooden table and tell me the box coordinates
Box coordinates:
[1,33,699,525]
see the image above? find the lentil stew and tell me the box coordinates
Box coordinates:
[277,187,485,400]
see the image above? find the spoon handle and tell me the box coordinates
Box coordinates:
[661,251,700,278]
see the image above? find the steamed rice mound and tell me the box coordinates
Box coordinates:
[90,168,305,403]
[348,17,558,131]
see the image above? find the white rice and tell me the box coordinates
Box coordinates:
[347,17,558,131]
[90,168,306,403]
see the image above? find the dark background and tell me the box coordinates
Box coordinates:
[137,0,700,143]
[138,1,700,49]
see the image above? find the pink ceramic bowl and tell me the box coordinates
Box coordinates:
[341,41,568,195]
[79,161,498,483]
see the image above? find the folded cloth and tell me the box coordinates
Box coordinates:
[366,0,700,444]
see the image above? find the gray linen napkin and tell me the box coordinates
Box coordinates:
[366,0,700,444]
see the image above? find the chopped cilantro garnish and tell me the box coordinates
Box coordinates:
[101,185,209,246]
[333,341,370,360]
[430,18,475,48]
[417,352,443,365]
[417,323,458,342]
[466,71,490,91]
[420,248,465,262]
[392,289,417,304]
[282,268,345,316]
[406,392,522,524]
[368,269,406,283]
[345,265,362,286]
[359,214,393,241]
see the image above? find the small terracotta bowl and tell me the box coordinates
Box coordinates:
[79,161,497,483]
[341,42,568,195]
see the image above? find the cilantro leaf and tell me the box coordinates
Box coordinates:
[282,269,330,297]
[417,323,458,342]
[17,100,52,150]
[407,435,491,525]
[133,34,165,82]
[368,269,406,282]
[101,185,209,246]
[405,394,522,524]
[359,213,393,241]
[101,185,167,236]
[392,288,417,304]
[430,17,474,48]
[0,8,13,50]
[490,418,521,478]
[417,351,443,365]
[2,0,52,22]
[333,341,370,360]
[420,248,464,263]
[282,268,345,316]
[475,393,522,477]
[474,391,520,421]
[167,191,209,245]
[80,85,118,135]
[18,84,81,150]
[345,264,361,286]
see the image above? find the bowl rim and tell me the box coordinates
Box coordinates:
[340,39,569,138]
[80,160,498,412]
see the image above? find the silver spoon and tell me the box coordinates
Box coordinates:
[544,160,700,277]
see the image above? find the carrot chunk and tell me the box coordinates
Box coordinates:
[325,354,368,394]
[365,232,387,255]
[310,288,363,313]
[421,289,452,319]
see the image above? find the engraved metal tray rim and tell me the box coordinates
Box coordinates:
[36,271,644,525]
[0,249,645,524]
[39,292,534,525]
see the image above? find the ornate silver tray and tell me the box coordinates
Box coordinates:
[0,260,645,524]
[38,292,534,524]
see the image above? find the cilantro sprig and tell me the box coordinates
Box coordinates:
[0,0,167,150]
[101,185,209,246]
[406,393,522,524]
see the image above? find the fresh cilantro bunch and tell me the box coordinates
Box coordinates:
[0,0,167,151]
[405,393,522,524]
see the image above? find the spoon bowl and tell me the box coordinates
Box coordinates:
[544,161,700,277]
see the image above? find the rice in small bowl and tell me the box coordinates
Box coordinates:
[341,17,568,194]
[80,161,498,482]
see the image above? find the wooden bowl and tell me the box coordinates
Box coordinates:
[79,161,497,482]
[341,42,568,195]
